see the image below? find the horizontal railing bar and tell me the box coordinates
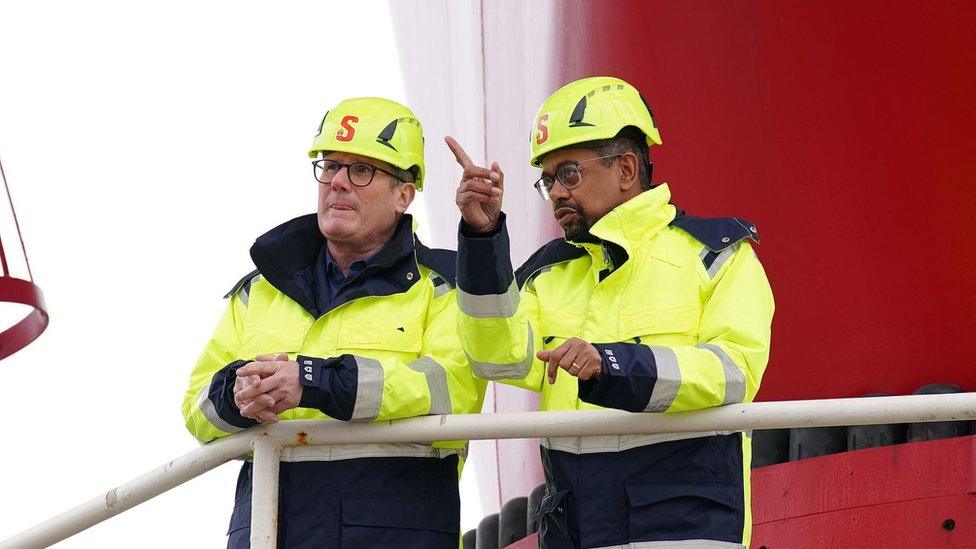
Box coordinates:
[0,432,253,548]
[259,393,976,447]
[3,393,975,547]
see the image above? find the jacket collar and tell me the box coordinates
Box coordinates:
[571,183,677,267]
[249,213,420,317]
[588,183,676,248]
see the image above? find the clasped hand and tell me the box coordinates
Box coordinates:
[233,353,302,424]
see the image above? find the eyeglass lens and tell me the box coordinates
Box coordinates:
[314,161,376,187]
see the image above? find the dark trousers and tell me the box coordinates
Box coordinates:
[227,455,461,548]
[536,434,745,548]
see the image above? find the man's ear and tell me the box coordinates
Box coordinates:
[617,152,639,193]
[395,183,416,214]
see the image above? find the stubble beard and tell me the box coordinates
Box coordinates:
[557,204,594,243]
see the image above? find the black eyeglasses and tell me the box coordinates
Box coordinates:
[312,159,403,187]
[533,154,623,201]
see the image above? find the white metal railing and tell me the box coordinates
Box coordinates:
[3,393,976,548]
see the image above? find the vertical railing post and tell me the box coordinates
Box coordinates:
[250,436,282,549]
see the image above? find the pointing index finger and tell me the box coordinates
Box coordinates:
[445,135,473,169]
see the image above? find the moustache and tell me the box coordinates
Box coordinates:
[553,200,583,214]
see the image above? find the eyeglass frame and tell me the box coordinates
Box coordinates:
[312,159,406,187]
[533,153,624,201]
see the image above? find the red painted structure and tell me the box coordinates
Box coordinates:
[0,276,47,359]
[752,435,976,547]
[0,157,46,359]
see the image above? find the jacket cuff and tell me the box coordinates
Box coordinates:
[209,360,259,430]
[578,343,657,413]
[297,354,360,420]
[457,213,514,295]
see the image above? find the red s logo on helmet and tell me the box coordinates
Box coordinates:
[534,114,549,145]
[336,115,359,142]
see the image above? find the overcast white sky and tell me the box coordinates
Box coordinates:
[0,2,483,546]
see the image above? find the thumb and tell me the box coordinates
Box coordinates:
[536,350,551,361]
[491,162,505,191]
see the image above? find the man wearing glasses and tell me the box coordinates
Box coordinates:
[183,97,486,548]
[449,76,774,548]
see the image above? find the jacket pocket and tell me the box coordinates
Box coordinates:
[338,322,423,354]
[340,494,459,549]
[532,486,576,549]
[537,313,584,347]
[625,482,742,543]
[619,306,699,342]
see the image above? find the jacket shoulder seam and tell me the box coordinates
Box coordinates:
[669,214,759,252]
[224,268,261,299]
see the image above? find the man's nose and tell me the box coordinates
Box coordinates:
[548,179,571,202]
[330,166,353,193]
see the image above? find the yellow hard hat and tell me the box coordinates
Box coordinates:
[309,97,426,190]
[529,76,662,167]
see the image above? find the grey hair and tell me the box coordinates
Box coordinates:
[389,165,416,185]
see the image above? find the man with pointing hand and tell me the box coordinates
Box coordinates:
[450,76,774,548]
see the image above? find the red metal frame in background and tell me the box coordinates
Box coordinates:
[0,276,47,360]
[504,435,976,549]
[0,155,48,359]
[752,435,976,547]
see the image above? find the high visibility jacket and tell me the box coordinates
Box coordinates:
[182,213,486,548]
[457,184,774,549]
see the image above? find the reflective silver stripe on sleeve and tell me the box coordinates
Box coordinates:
[466,325,535,380]
[645,346,682,412]
[697,343,747,405]
[593,539,745,548]
[351,356,384,420]
[706,246,736,279]
[195,382,246,434]
[457,280,520,318]
[407,356,452,415]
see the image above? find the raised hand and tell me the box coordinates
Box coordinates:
[445,135,503,233]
